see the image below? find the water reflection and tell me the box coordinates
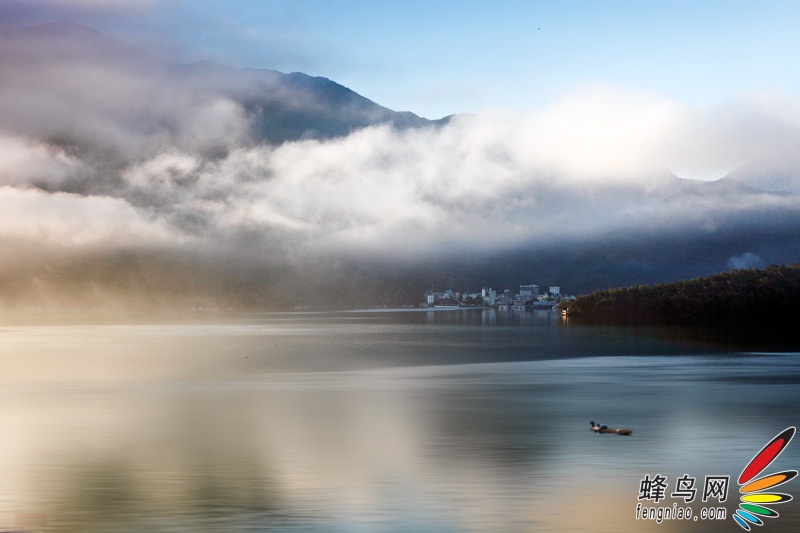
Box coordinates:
[1,311,799,532]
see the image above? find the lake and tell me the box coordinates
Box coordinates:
[1,309,799,532]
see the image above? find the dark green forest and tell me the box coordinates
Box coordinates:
[561,264,800,328]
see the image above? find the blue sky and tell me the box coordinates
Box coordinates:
[5,0,800,119]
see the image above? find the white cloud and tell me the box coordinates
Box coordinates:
[727,253,766,270]
[69,84,795,258]
[122,151,200,189]
[0,186,181,246]
[665,91,800,181]
[0,135,81,186]
[4,41,800,259]
[513,86,686,181]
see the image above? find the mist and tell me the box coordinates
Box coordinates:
[2,21,800,311]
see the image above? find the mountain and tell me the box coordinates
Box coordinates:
[562,264,800,330]
[233,69,449,143]
[723,157,800,195]
[357,175,800,299]
[0,21,446,147]
[173,62,450,144]
[2,21,800,312]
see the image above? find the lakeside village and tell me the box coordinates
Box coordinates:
[421,284,576,311]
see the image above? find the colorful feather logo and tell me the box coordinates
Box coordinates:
[733,426,796,531]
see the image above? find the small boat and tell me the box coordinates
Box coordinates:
[590,421,632,436]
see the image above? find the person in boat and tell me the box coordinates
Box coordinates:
[590,421,608,430]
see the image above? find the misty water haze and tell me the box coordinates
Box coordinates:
[2,310,799,533]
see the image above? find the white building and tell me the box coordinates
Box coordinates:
[482,287,497,306]
[519,284,539,300]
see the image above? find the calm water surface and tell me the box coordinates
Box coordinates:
[1,309,799,532]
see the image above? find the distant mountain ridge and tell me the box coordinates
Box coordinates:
[561,264,800,330]
[0,20,448,145]
[2,21,800,311]
[723,157,800,195]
